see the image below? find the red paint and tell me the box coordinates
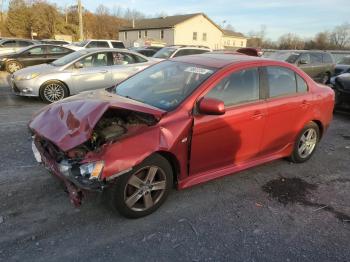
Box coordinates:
[30,55,334,191]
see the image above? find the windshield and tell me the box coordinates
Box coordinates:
[153,47,177,59]
[73,40,89,47]
[114,61,216,111]
[339,56,350,65]
[269,52,300,63]
[51,50,88,66]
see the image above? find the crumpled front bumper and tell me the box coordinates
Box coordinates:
[32,137,106,205]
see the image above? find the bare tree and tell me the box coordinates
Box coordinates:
[330,23,350,49]
[278,33,305,49]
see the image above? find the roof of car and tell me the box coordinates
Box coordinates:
[172,53,267,68]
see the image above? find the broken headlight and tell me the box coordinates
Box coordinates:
[79,161,104,180]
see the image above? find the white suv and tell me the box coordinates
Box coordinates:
[67,39,125,51]
[153,45,211,60]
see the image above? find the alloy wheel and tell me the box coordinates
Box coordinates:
[43,83,65,102]
[124,166,167,212]
[298,128,318,158]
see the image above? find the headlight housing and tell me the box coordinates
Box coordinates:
[79,161,104,180]
[15,72,40,81]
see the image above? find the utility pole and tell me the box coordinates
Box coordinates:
[0,0,3,37]
[78,0,83,41]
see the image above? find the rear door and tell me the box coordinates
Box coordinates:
[259,66,311,156]
[46,46,72,63]
[71,51,112,91]
[310,52,325,82]
[190,67,267,175]
[297,53,314,78]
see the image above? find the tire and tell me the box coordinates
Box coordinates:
[289,122,320,163]
[39,81,69,103]
[109,154,173,218]
[322,72,330,85]
[5,60,22,73]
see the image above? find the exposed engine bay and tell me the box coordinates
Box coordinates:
[37,109,158,163]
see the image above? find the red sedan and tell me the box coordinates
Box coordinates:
[29,53,334,218]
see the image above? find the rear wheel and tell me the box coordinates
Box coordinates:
[289,122,320,163]
[109,154,173,218]
[39,81,69,103]
[5,60,22,73]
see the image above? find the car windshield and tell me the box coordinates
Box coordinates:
[73,40,89,47]
[51,50,88,66]
[114,61,216,111]
[269,52,300,63]
[153,47,177,59]
[339,56,350,65]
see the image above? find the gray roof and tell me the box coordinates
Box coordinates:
[222,30,246,38]
[120,13,221,31]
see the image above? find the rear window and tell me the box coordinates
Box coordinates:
[87,41,109,48]
[322,53,334,63]
[267,66,297,97]
[111,41,125,48]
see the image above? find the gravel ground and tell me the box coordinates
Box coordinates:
[0,72,349,262]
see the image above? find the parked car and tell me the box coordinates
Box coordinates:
[268,50,335,84]
[0,38,40,55]
[10,48,157,103]
[0,44,74,73]
[212,47,263,57]
[41,39,71,46]
[29,53,334,218]
[67,39,125,51]
[334,55,350,76]
[132,47,162,57]
[153,45,211,59]
[330,73,350,107]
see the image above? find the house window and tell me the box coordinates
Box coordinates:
[138,31,141,39]
[144,30,148,37]
[233,41,235,46]
[227,40,230,45]
[202,33,207,41]
[193,32,197,41]
[241,41,243,46]
[160,30,164,39]
[124,32,127,40]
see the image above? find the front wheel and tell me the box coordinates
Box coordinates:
[109,154,173,218]
[6,60,22,73]
[289,122,320,163]
[40,81,69,103]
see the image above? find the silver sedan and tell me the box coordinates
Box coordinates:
[10,48,158,102]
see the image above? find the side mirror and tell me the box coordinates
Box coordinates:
[299,59,308,65]
[198,97,225,115]
[74,61,84,69]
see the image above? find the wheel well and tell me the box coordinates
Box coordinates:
[155,151,180,186]
[40,80,70,96]
[311,120,324,139]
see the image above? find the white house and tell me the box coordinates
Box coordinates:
[118,13,248,50]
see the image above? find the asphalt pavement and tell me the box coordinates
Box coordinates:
[0,71,349,262]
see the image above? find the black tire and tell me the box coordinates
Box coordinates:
[109,154,173,218]
[5,60,22,73]
[289,122,320,163]
[322,72,330,85]
[39,80,69,103]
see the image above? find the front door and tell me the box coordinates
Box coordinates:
[190,67,267,175]
[71,51,113,91]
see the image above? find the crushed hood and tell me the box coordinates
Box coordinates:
[29,89,165,151]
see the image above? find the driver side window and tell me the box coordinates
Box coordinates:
[79,52,109,68]
[206,68,260,106]
[299,53,310,64]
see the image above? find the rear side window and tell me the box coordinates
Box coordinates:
[323,53,334,63]
[310,53,323,64]
[18,40,32,47]
[1,40,16,47]
[296,74,308,93]
[266,66,297,97]
[206,67,260,106]
[87,41,109,48]
[48,46,70,54]
[111,41,125,48]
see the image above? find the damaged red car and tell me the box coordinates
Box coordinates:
[29,53,334,218]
